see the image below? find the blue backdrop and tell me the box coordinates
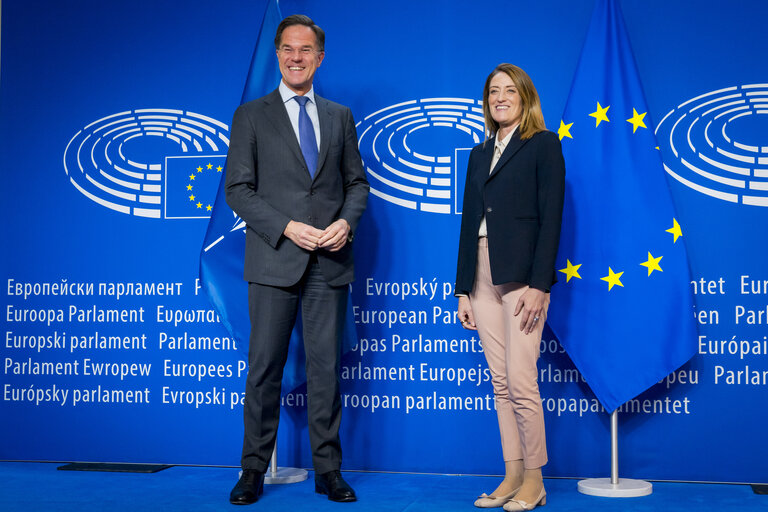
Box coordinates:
[1,0,767,484]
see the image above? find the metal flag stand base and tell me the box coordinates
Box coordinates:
[264,444,308,484]
[577,410,653,497]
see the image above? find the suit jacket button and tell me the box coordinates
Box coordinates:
[486,207,493,213]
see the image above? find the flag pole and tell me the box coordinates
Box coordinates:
[577,410,652,497]
[264,444,307,484]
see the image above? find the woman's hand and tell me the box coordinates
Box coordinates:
[457,295,477,330]
[514,287,549,334]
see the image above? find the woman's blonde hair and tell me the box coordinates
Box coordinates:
[482,63,546,140]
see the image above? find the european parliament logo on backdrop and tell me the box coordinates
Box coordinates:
[655,83,768,208]
[356,97,485,215]
[63,108,230,219]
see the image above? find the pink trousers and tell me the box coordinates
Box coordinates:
[471,238,548,469]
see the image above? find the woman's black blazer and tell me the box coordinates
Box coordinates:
[455,129,565,295]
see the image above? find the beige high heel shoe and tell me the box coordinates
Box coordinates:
[502,487,546,511]
[473,486,520,508]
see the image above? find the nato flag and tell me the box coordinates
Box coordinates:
[200,0,359,394]
[198,0,311,390]
[547,0,698,413]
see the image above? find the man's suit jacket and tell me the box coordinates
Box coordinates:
[455,129,565,295]
[225,89,369,287]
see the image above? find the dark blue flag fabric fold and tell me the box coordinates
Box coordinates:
[547,0,698,413]
[199,0,357,393]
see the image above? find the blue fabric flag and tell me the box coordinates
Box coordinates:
[547,0,698,413]
[199,0,357,393]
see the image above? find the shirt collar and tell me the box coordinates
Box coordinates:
[279,80,316,105]
[495,125,518,151]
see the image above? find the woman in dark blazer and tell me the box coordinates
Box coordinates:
[456,63,565,511]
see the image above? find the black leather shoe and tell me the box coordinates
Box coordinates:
[315,470,357,502]
[229,469,265,505]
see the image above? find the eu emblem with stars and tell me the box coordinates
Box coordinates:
[165,156,225,219]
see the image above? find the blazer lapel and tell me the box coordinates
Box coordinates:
[475,138,495,182]
[314,95,332,182]
[263,89,306,170]
[488,130,528,180]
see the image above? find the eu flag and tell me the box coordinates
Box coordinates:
[547,0,698,413]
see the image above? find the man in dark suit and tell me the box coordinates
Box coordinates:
[225,14,368,505]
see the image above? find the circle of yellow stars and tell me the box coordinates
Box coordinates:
[559,218,683,291]
[558,102,647,141]
[187,162,223,212]
[557,100,669,290]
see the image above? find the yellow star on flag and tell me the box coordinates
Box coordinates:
[601,267,624,290]
[207,163,213,170]
[666,218,682,243]
[559,260,582,282]
[206,204,213,211]
[196,166,203,173]
[589,102,610,127]
[626,108,647,133]
[216,165,223,172]
[640,252,663,276]
[558,120,573,140]
[189,174,196,180]
[196,202,203,208]
[186,184,193,191]
[188,194,195,201]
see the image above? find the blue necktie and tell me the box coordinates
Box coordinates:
[294,95,318,178]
